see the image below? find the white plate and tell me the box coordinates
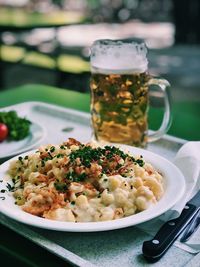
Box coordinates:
[0,145,185,232]
[0,121,45,159]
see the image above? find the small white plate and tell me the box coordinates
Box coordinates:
[0,145,185,232]
[0,121,45,159]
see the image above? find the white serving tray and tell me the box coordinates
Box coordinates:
[0,101,193,267]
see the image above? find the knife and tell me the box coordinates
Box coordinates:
[180,208,200,243]
[142,190,200,262]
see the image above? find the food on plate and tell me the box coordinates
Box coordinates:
[0,110,31,142]
[0,123,8,142]
[7,138,164,222]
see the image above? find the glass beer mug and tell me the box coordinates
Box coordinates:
[90,39,171,147]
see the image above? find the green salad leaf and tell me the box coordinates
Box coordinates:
[0,110,31,141]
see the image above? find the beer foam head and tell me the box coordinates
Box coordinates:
[90,39,148,74]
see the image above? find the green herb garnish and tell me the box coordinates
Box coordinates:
[135,159,144,167]
[50,146,55,153]
[0,110,31,141]
[66,172,87,182]
[0,189,6,193]
[68,145,143,171]
[54,182,68,192]
[6,183,15,192]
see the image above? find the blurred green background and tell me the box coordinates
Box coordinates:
[0,0,200,140]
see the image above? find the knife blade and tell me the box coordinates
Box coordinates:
[180,209,200,243]
[142,190,200,262]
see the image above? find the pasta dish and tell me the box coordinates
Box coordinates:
[8,138,164,222]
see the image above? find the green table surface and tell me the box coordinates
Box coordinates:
[0,83,199,140]
[0,84,90,112]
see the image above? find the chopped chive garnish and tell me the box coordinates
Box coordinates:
[50,146,55,153]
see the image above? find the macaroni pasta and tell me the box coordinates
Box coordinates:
[8,138,164,222]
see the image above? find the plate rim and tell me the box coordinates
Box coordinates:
[0,145,186,232]
[0,121,46,159]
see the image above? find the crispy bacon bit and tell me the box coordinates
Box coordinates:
[39,152,49,159]
[64,138,81,147]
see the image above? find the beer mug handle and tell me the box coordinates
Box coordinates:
[147,78,172,142]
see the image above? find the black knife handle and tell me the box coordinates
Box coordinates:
[142,203,197,262]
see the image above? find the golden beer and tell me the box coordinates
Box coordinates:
[90,39,172,147]
[90,72,150,147]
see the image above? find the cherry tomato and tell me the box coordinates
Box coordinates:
[0,123,9,142]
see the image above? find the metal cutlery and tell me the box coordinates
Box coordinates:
[142,190,200,262]
[180,208,200,243]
